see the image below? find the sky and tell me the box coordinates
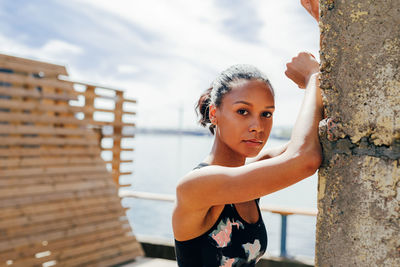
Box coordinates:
[0,0,319,129]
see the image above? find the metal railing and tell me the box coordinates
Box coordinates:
[119,190,317,258]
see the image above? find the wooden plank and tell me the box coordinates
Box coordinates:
[0,86,78,101]
[123,111,137,115]
[85,250,142,267]
[92,108,137,117]
[0,228,133,265]
[0,54,68,76]
[118,184,132,188]
[80,91,119,101]
[112,90,124,185]
[0,219,127,252]
[58,235,138,261]
[1,136,98,146]
[56,239,141,267]
[2,210,126,241]
[0,195,120,220]
[88,239,143,266]
[0,179,115,199]
[0,72,74,92]
[0,124,96,136]
[0,226,131,262]
[61,237,141,266]
[104,159,133,164]
[84,85,95,121]
[69,79,123,92]
[83,107,135,116]
[0,156,104,168]
[0,201,125,229]
[123,98,137,104]
[90,120,136,127]
[94,107,115,113]
[0,98,83,113]
[79,91,136,105]
[0,86,40,98]
[0,195,117,220]
[0,172,112,188]
[102,134,135,139]
[119,172,133,176]
[42,90,78,101]
[0,112,91,126]
[0,203,125,232]
[0,187,118,209]
[0,222,131,256]
[0,147,101,157]
[102,148,134,152]
[1,164,108,177]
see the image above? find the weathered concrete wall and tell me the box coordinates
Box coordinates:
[316,0,400,266]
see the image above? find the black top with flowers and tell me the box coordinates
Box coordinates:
[174,163,268,267]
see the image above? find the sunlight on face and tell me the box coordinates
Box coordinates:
[215,79,275,158]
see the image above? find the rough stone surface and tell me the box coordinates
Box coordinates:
[319,0,400,146]
[316,0,400,266]
[316,151,399,266]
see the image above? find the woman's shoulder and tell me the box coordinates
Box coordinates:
[193,162,210,170]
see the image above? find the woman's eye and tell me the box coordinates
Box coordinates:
[262,111,272,118]
[237,109,248,115]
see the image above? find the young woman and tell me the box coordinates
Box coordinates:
[172,51,322,266]
[173,3,322,266]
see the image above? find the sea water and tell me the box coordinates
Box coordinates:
[106,133,317,259]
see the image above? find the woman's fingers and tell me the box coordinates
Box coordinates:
[285,52,319,89]
[300,0,319,22]
[285,68,306,89]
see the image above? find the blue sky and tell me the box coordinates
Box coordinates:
[0,0,319,129]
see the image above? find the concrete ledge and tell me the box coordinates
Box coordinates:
[118,257,177,267]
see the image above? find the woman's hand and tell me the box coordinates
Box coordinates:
[285,52,319,89]
[301,0,319,22]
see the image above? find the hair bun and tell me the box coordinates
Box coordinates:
[195,87,215,134]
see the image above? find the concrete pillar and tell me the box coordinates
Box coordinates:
[316,0,400,266]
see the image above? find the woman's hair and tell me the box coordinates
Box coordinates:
[195,64,274,135]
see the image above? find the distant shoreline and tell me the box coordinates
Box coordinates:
[126,127,291,140]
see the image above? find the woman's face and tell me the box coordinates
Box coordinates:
[212,79,275,158]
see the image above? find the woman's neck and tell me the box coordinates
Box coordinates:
[204,136,246,167]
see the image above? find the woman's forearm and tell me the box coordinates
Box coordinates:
[286,73,323,157]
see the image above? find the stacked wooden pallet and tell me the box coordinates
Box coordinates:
[0,54,143,267]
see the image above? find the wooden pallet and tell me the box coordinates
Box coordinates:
[0,54,143,267]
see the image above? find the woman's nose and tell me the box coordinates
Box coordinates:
[249,117,263,132]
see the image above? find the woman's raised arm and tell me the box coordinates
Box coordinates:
[176,52,323,210]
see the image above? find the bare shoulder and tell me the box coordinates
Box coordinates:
[177,165,230,191]
[174,164,233,211]
[173,167,228,240]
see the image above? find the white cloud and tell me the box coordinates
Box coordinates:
[1,0,319,129]
[0,34,83,66]
[41,39,83,57]
[70,0,318,128]
[117,64,140,74]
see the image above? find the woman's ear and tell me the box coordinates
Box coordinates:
[209,105,217,125]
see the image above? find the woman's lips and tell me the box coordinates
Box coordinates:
[243,139,263,146]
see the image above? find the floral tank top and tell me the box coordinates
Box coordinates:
[174,163,268,267]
